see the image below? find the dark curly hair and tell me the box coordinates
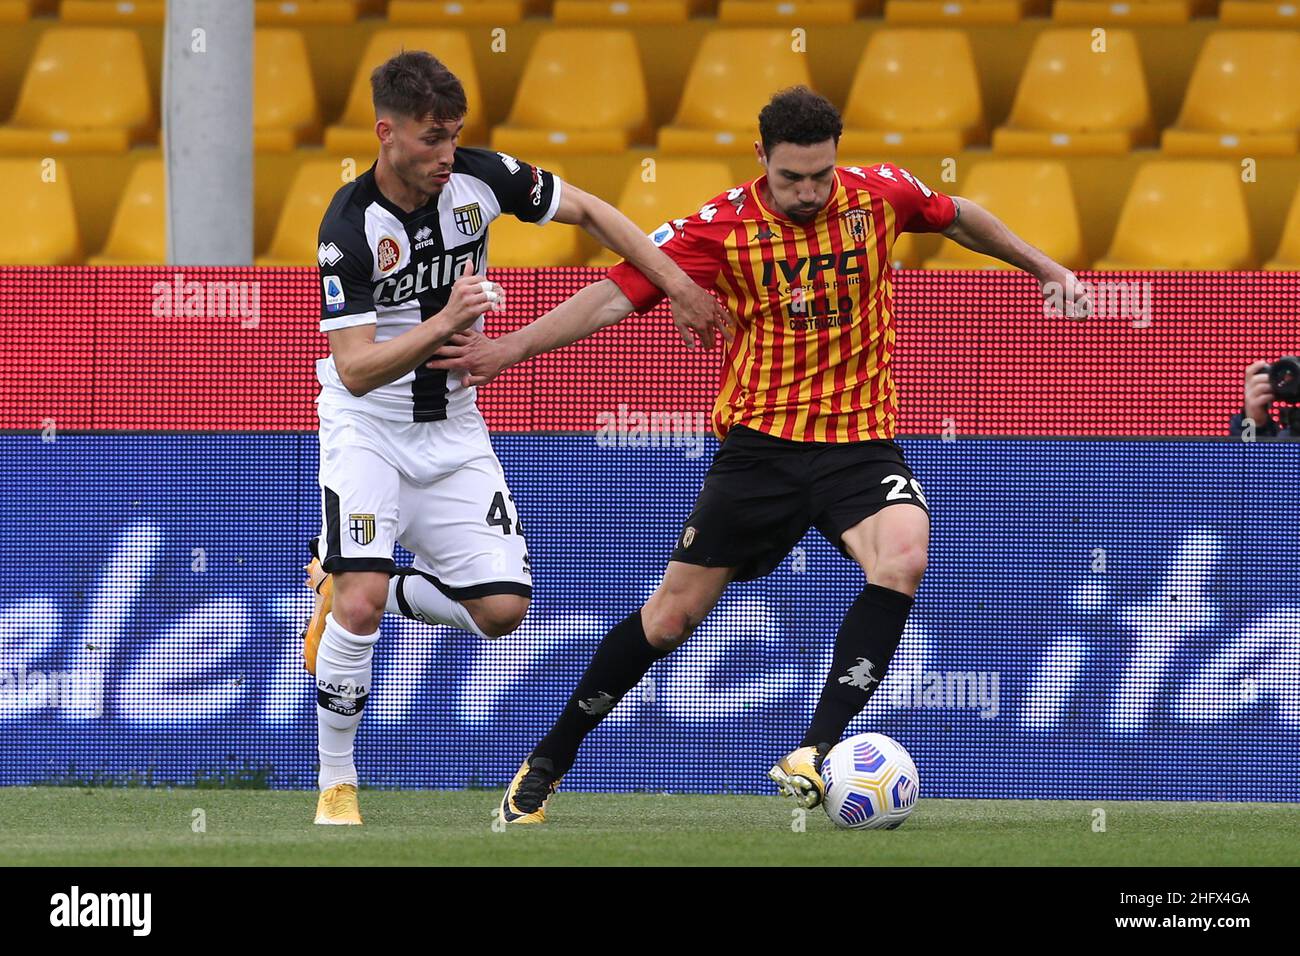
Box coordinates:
[371,50,467,123]
[758,86,842,155]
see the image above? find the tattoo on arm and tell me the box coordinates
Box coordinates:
[943,197,963,237]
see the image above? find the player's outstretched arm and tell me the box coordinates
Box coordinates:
[330,265,501,397]
[942,196,1091,320]
[426,278,635,387]
[550,182,733,348]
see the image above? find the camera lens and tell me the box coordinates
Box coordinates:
[1269,356,1300,403]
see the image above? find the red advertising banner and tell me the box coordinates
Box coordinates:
[1,267,1294,436]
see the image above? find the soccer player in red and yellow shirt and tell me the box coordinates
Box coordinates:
[429,87,1090,823]
[611,147,955,446]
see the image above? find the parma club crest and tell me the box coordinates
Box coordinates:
[454,203,484,237]
[349,513,376,546]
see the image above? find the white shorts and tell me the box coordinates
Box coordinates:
[314,403,531,599]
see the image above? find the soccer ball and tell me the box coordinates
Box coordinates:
[821,732,919,830]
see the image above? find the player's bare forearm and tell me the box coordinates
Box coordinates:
[942,197,1056,279]
[942,197,1089,319]
[424,279,634,387]
[552,185,695,299]
[329,313,460,396]
[550,182,732,348]
[503,279,634,366]
[331,268,501,395]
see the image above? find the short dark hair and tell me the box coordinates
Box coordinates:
[371,50,468,123]
[758,86,842,156]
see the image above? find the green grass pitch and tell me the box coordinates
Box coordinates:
[4,788,1297,866]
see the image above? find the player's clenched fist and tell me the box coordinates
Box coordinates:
[1038,265,1091,321]
[441,261,506,330]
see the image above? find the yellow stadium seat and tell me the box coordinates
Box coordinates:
[884,0,1029,25]
[255,29,321,152]
[257,160,356,266]
[0,28,154,154]
[717,0,867,25]
[923,161,1085,270]
[658,30,814,156]
[88,159,165,265]
[0,1,35,25]
[491,31,649,155]
[387,0,525,26]
[324,30,487,155]
[1162,32,1300,158]
[552,0,693,24]
[840,30,985,156]
[255,0,361,26]
[1094,162,1255,270]
[488,163,584,266]
[60,1,166,23]
[1264,186,1300,270]
[993,29,1153,155]
[1219,0,1300,26]
[489,216,583,266]
[1053,0,1190,25]
[0,158,82,264]
[587,160,734,265]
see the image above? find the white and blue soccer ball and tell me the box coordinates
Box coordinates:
[820,732,920,830]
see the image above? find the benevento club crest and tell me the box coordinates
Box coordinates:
[844,209,870,246]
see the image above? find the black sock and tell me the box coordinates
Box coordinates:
[532,611,668,776]
[801,583,915,748]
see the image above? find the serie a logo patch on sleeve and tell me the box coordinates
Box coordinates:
[322,275,346,313]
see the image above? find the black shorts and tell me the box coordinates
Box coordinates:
[670,425,930,581]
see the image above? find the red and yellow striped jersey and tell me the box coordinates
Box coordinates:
[607,163,956,443]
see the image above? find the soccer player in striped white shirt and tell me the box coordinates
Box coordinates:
[304,51,731,825]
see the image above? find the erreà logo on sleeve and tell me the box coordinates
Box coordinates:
[50,886,151,937]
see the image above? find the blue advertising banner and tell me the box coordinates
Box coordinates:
[0,434,1296,800]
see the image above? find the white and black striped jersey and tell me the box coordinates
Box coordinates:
[314,147,562,421]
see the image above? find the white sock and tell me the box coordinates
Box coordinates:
[387,570,485,637]
[315,612,380,791]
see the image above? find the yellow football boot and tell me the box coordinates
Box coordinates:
[314,783,362,825]
[769,743,830,809]
[498,757,561,825]
[302,558,332,676]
